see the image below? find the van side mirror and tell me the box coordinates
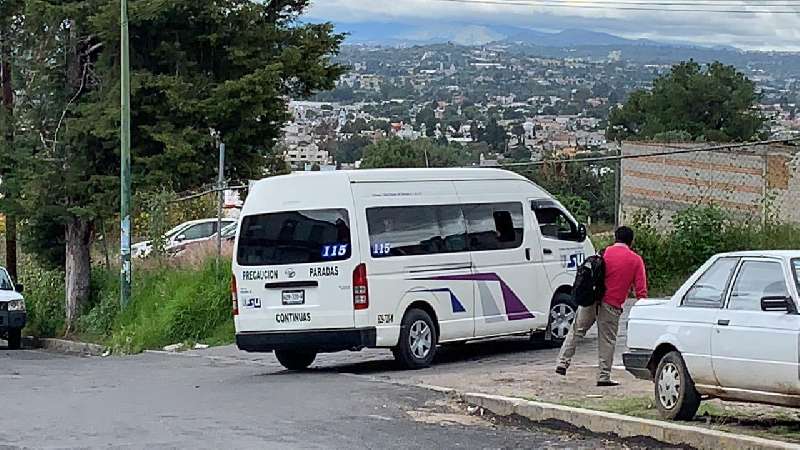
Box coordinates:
[15,284,23,294]
[175,234,186,242]
[761,295,797,314]
[578,224,588,242]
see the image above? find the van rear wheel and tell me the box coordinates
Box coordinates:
[393,308,437,369]
[274,350,317,371]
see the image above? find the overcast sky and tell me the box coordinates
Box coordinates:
[307,0,800,51]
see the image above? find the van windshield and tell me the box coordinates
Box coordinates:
[792,259,800,293]
[237,209,351,266]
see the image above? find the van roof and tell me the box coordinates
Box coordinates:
[258,168,532,184]
[346,167,529,183]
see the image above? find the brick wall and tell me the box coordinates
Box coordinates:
[621,142,800,227]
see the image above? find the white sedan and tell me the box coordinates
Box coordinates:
[624,251,800,420]
[132,218,235,258]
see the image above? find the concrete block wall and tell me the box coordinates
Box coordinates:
[620,142,800,228]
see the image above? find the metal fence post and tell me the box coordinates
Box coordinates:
[614,146,622,229]
[216,142,225,271]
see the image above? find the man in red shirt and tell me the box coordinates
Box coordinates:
[556,226,648,386]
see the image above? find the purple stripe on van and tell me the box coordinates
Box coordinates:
[411,273,534,321]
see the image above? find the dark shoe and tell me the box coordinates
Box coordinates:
[555,366,567,376]
[597,380,620,387]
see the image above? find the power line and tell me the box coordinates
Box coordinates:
[432,0,800,14]
[500,138,800,168]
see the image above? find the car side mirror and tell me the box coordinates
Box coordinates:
[175,234,186,242]
[15,284,23,294]
[577,224,588,242]
[761,295,797,314]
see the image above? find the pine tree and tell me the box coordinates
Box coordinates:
[13,0,345,328]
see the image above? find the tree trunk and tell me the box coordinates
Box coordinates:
[1,17,17,281]
[5,217,16,281]
[65,217,91,333]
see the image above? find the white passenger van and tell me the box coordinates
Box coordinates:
[232,168,593,370]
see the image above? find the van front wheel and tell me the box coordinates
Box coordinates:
[274,350,317,371]
[532,292,577,347]
[393,308,437,369]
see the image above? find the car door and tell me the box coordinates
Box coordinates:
[712,258,800,394]
[675,256,739,386]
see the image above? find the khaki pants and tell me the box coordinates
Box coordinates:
[557,302,623,382]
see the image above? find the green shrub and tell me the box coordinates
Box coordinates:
[628,205,800,297]
[19,256,65,337]
[670,205,729,271]
[77,269,119,339]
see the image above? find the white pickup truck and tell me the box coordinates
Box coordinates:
[624,251,800,420]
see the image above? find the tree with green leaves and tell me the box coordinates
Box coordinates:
[416,106,436,137]
[607,60,764,142]
[360,138,472,169]
[479,117,507,152]
[13,0,344,329]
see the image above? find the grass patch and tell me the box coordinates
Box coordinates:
[63,255,235,354]
[97,258,233,354]
[554,395,800,443]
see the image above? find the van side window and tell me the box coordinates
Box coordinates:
[367,205,467,257]
[463,203,524,251]
[533,206,579,241]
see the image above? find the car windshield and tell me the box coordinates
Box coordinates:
[165,223,191,240]
[792,259,800,292]
[0,269,13,291]
[220,223,237,238]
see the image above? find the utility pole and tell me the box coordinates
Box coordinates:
[1,21,17,282]
[120,0,132,308]
[216,141,225,270]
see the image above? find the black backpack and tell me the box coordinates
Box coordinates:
[572,253,606,308]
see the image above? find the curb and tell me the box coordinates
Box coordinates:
[24,336,106,357]
[463,392,800,450]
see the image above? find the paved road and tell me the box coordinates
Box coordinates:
[1,348,629,449]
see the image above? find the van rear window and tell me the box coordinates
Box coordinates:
[237,209,351,266]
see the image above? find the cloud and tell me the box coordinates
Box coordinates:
[306,0,800,51]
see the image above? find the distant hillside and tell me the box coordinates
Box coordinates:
[506,28,656,47]
[335,21,674,48]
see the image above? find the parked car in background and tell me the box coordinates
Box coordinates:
[0,266,26,350]
[220,222,238,242]
[132,218,236,258]
[624,251,800,420]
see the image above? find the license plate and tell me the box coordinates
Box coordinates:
[282,290,305,305]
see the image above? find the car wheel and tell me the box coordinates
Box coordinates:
[393,308,437,369]
[6,329,21,350]
[654,351,701,420]
[274,350,317,371]
[537,292,577,347]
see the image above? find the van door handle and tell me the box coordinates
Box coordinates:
[717,319,730,326]
[543,248,553,255]
[525,248,531,260]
